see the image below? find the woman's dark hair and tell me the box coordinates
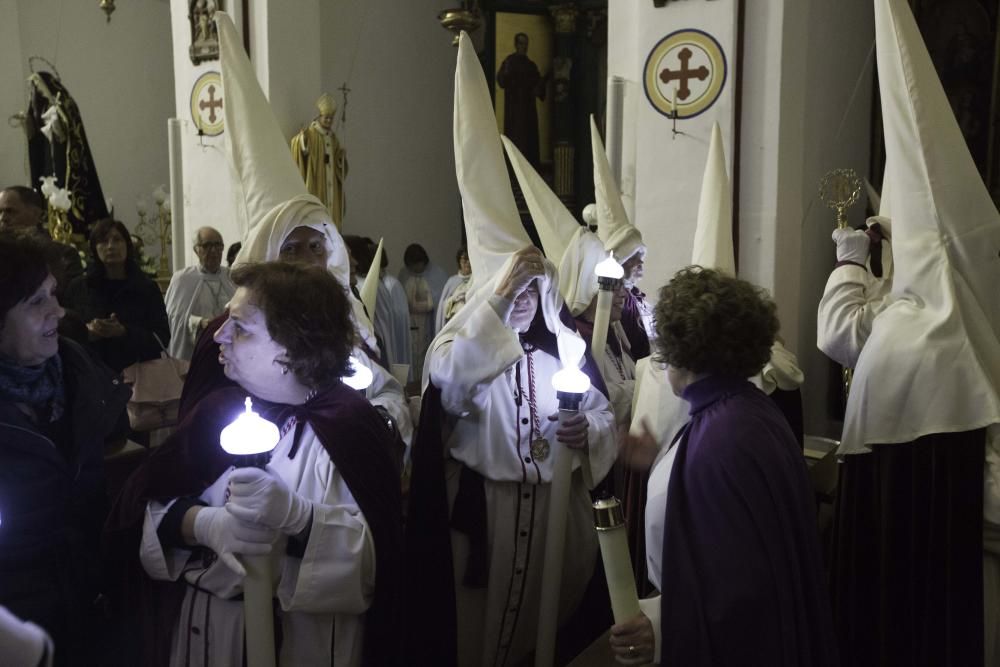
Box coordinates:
[226,242,242,267]
[343,235,375,274]
[403,243,429,267]
[231,261,354,387]
[456,245,469,265]
[88,218,138,277]
[0,233,50,323]
[654,266,779,378]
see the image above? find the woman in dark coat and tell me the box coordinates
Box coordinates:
[0,234,131,666]
[63,218,170,373]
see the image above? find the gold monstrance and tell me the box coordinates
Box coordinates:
[819,168,863,401]
[818,168,862,229]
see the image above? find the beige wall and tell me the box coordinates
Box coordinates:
[2,0,174,246]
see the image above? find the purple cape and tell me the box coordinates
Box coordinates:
[660,375,836,666]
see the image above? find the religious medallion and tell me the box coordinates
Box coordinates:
[643,29,727,120]
[530,437,551,462]
[190,71,225,137]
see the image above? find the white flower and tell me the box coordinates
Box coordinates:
[39,175,58,198]
[49,188,72,212]
[162,199,171,213]
[40,105,65,143]
[136,198,149,215]
[152,185,168,205]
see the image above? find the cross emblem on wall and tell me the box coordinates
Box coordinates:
[658,47,709,101]
[199,84,223,124]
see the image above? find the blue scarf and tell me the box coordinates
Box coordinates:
[0,353,65,422]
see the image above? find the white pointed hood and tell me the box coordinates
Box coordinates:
[591,116,644,263]
[217,12,375,349]
[426,32,580,386]
[453,32,533,291]
[360,238,384,317]
[503,135,605,315]
[864,178,881,215]
[841,0,1000,454]
[692,122,736,276]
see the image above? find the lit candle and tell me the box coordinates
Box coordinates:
[535,335,591,667]
[342,355,374,391]
[593,497,641,623]
[219,397,279,667]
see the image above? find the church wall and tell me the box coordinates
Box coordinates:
[5,0,174,249]
[793,0,875,438]
[609,0,873,440]
[318,0,463,275]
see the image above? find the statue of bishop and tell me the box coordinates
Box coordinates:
[291,93,348,228]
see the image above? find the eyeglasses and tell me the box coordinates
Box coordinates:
[196,242,224,250]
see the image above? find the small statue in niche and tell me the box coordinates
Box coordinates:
[189,0,223,65]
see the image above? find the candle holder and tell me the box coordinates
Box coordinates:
[592,497,640,623]
[536,338,591,667]
[135,188,173,282]
[219,397,280,667]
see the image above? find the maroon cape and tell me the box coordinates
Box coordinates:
[104,383,403,666]
[660,375,837,666]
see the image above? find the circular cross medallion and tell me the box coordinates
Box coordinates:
[190,71,224,137]
[643,29,727,120]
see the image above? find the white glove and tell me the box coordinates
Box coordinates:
[832,228,871,265]
[226,467,313,536]
[192,505,277,576]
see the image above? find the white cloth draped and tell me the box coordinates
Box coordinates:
[164,266,236,360]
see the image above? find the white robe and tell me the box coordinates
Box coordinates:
[815,240,893,369]
[436,273,470,331]
[140,421,375,667]
[164,266,236,360]
[429,299,616,666]
[597,324,637,429]
[0,606,51,667]
[354,346,414,450]
[375,274,411,375]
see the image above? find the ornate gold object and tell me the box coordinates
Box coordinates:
[136,202,172,280]
[99,0,115,23]
[819,168,862,230]
[438,7,482,46]
[47,206,74,245]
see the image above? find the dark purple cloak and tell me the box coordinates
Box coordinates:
[659,375,837,666]
[104,384,403,667]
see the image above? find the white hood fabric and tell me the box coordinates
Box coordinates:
[425,32,582,386]
[360,238,384,317]
[453,33,530,294]
[217,12,374,350]
[840,0,1000,454]
[692,122,736,276]
[502,135,606,316]
[591,116,644,263]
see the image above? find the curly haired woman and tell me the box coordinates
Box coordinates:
[611,267,837,667]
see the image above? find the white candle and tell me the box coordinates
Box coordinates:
[593,497,641,623]
[220,397,279,667]
[536,338,591,667]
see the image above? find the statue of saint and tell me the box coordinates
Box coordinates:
[290,93,348,228]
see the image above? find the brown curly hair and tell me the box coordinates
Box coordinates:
[231,261,354,387]
[654,266,778,378]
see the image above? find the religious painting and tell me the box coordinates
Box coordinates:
[494,11,555,167]
[189,0,225,65]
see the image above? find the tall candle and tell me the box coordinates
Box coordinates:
[593,497,641,623]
